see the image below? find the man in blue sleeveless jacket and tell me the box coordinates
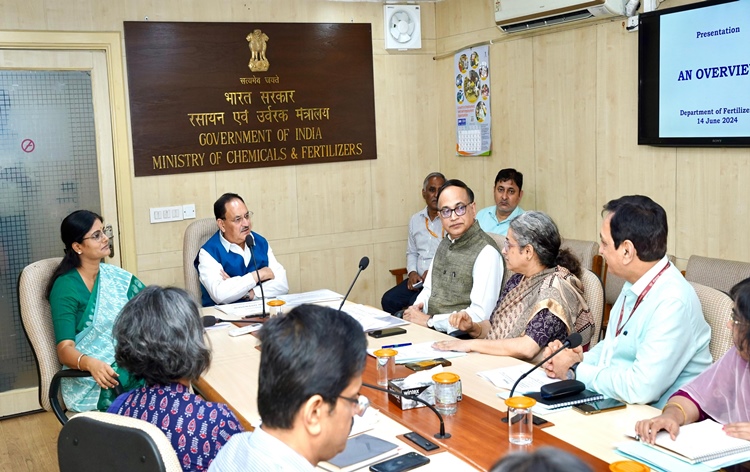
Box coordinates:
[195,193,288,307]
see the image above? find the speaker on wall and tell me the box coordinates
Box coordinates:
[384,4,421,50]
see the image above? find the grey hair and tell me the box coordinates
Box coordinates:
[510,211,582,277]
[490,447,592,472]
[113,286,211,385]
[422,172,446,191]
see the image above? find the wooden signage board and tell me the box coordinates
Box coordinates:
[123,22,377,177]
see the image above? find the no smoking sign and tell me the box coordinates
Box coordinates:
[21,138,35,153]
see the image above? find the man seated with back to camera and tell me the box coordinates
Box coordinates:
[476,168,525,236]
[381,172,446,314]
[403,179,504,334]
[543,195,712,407]
[196,192,288,307]
[209,304,369,472]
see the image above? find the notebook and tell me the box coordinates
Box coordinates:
[319,434,399,472]
[525,389,604,409]
[625,419,750,464]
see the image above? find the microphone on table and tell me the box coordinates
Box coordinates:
[246,234,267,318]
[501,332,583,426]
[362,382,450,439]
[201,315,261,327]
[338,256,370,311]
[509,332,583,399]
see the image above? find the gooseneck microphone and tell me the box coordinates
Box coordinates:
[338,256,370,311]
[201,315,260,327]
[363,382,450,439]
[508,332,583,399]
[246,234,266,317]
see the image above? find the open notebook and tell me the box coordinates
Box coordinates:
[625,419,750,464]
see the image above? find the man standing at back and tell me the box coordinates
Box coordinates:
[543,195,711,407]
[381,172,446,314]
[477,168,524,236]
[403,179,503,334]
[208,305,368,471]
[195,193,288,307]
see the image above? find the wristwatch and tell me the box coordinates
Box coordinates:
[566,362,580,380]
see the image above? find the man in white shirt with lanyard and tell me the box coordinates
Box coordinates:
[543,195,711,407]
[381,172,446,314]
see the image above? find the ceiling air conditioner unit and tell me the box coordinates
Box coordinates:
[494,0,626,33]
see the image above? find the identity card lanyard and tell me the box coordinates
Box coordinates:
[425,216,444,239]
[614,261,671,337]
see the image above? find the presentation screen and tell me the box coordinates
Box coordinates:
[638,0,750,146]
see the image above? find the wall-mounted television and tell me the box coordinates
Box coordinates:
[638,0,750,146]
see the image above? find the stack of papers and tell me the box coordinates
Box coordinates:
[339,303,409,332]
[214,289,343,318]
[620,419,750,469]
[477,364,557,393]
[367,341,467,364]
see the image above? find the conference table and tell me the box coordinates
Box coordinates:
[194,302,659,471]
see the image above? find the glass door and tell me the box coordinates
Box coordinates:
[0,49,121,417]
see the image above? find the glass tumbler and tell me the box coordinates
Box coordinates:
[373,348,397,386]
[505,396,537,445]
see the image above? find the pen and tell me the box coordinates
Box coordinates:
[381,342,412,349]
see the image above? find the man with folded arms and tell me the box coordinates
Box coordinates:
[208,305,368,471]
[196,193,288,307]
[476,168,525,236]
[543,195,711,407]
[381,172,446,314]
[403,179,503,334]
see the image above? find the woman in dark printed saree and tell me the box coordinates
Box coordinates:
[47,210,144,412]
[434,211,594,362]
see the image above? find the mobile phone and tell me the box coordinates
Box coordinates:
[403,431,439,451]
[369,452,430,472]
[404,358,452,371]
[368,328,407,338]
[411,280,423,290]
[573,398,626,415]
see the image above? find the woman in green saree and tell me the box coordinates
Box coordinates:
[46,210,144,412]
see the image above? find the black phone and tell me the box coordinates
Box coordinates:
[573,398,626,415]
[368,328,407,338]
[403,431,439,451]
[369,452,430,472]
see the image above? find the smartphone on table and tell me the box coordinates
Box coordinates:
[369,328,407,338]
[369,452,430,472]
[573,398,626,415]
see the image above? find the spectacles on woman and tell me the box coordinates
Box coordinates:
[338,394,370,417]
[731,309,746,326]
[439,203,469,219]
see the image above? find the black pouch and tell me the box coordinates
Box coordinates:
[540,379,585,399]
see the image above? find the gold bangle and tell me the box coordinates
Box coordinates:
[475,322,484,339]
[76,353,86,371]
[663,401,687,425]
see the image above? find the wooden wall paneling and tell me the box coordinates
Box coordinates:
[485,37,536,212]
[298,244,375,306]
[372,240,412,309]
[532,28,598,240]
[131,172,217,256]
[371,54,441,230]
[594,22,678,249]
[214,166,299,241]
[675,148,750,262]
[435,0,497,56]
[296,160,373,237]
[276,252,301,294]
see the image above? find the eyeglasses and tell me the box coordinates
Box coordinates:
[82,225,113,243]
[338,394,369,417]
[731,309,746,326]
[439,203,470,219]
[223,211,253,225]
[503,239,519,250]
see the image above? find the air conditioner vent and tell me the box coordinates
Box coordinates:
[500,10,593,33]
